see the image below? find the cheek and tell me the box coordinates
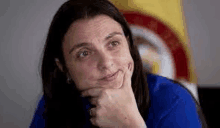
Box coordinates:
[68,62,97,90]
[114,48,134,71]
[67,63,88,82]
[117,47,133,63]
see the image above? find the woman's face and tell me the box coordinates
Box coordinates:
[57,15,134,91]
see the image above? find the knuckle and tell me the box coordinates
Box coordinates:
[97,98,102,105]
[96,110,101,117]
[90,118,96,125]
[84,90,90,96]
[100,89,108,96]
[91,98,96,105]
[93,118,100,126]
[96,107,102,117]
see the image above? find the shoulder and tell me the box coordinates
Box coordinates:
[146,74,201,127]
[146,73,196,104]
[146,73,197,111]
[147,73,193,99]
[35,95,46,115]
[30,95,46,128]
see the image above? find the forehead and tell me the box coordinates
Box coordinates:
[63,15,124,42]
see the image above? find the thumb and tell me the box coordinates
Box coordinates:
[120,63,133,90]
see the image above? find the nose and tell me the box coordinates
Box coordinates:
[97,51,114,71]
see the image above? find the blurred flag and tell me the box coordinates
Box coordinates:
[110,0,197,84]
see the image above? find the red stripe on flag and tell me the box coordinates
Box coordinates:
[123,12,189,80]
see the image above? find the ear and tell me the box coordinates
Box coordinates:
[55,58,64,72]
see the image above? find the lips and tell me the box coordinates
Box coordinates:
[100,70,119,81]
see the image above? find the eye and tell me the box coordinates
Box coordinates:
[109,41,120,47]
[77,50,90,58]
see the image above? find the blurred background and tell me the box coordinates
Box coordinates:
[0,0,219,127]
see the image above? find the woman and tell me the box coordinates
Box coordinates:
[30,0,208,127]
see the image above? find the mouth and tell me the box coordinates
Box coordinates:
[99,70,119,81]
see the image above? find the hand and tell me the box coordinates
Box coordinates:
[81,63,147,128]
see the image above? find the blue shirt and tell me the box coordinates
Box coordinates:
[30,74,202,128]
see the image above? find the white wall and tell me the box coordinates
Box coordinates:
[0,0,66,127]
[0,0,219,127]
[183,0,220,86]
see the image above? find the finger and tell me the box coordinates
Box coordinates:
[89,97,99,106]
[81,88,103,97]
[120,63,132,90]
[90,117,98,126]
[88,107,97,117]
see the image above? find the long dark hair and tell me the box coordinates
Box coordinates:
[40,0,149,127]
[40,0,208,127]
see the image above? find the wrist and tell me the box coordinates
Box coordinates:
[128,121,147,128]
[127,113,147,128]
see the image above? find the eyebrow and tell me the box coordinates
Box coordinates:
[69,31,123,54]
